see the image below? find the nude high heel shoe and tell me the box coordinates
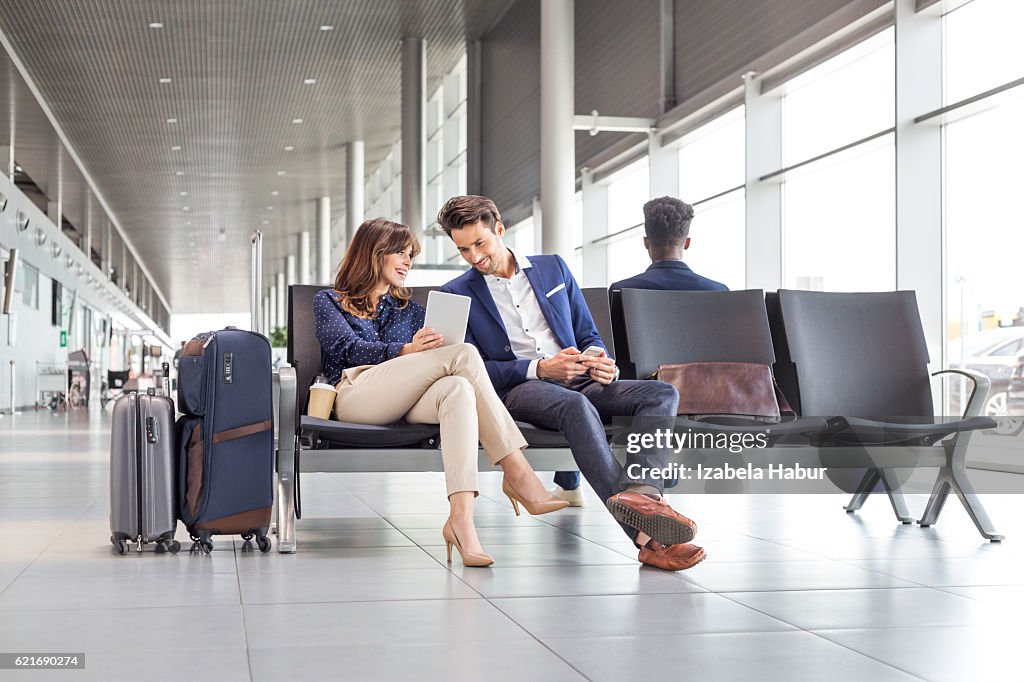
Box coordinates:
[442,520,494,567]
[502,478,570,516]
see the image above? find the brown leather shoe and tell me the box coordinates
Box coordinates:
[638,541,706,571]
[606,492,696,546]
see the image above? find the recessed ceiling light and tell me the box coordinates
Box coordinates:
[266,206,274,211]
[179,191,187,196]
[182,206,190,211]
[148,22,164,29]
[166,117,178,124]
[174,170,184,176]
[185,221,192,226]
[171,145,181,151]
[291,118,303,124]
[284,145,294,151]
[319,25,333,31]
[159,77,172,84]
[303,78,316,85]
[276,170,286,176]
[262,220,269,225]
[271,191,279,196]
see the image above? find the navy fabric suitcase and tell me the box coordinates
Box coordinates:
[177,328,274,553]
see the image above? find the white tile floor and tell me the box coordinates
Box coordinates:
[1,409,1023,681]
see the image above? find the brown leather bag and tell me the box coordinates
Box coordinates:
[655,361,794,422]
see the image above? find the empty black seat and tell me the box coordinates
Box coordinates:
[618,288,829,443]
[776,289,1001,539]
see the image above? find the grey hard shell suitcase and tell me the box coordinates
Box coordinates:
[109,366,181,554]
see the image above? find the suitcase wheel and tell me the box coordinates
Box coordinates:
[110,535,128,555]
[256,535,272,553]
[155,539,181,554]
[192,540,213,554]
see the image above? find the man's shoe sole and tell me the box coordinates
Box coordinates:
[646,548,707,571]
[606,499,696,545]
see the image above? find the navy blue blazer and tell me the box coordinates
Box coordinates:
[609,259,728,292]
[440,253,606,395]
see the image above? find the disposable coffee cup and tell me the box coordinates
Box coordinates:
[308,382,337,420]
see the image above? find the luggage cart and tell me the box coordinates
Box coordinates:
[36,362,68,411]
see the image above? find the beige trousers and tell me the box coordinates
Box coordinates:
[333,343,528,496]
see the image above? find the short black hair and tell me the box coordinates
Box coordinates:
[643,196,694,248]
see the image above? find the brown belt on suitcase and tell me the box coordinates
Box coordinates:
[212,419,273,444]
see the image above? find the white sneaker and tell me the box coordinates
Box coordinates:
[549,485,585,507]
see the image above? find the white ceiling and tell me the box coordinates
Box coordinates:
[0,0,506,313]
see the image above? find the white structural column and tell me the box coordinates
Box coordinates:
[263,294,271,338]
[276,271,286,329]
[83,194,93,262]
[346,141,365,246]
[316,196,331,284]
[102,221,112,280]
[539,0,576,257]
[401,38,426,238]
[648,130,679,198]
[268,285,278,332]
[895,0,943,372]
[744,72,783,291]
[297,231,311,285]
[286,254,296,291]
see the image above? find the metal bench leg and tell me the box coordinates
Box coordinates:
[844,469,880,513]
[917,476,950,527]
[949,463,1003,541]
[918,436,1003,541]
[878,468,914,524]
[276,367,298,553]
[277,452,297,553]
[844,468,912,523]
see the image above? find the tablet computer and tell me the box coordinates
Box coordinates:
[423,290,472,347]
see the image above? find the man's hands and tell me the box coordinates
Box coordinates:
[537,347,618,384]
[401,327,444,355]
[580,348,618,385]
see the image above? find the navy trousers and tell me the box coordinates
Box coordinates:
[502,378,679,540]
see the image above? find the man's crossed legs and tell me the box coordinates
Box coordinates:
[503,378,706,571]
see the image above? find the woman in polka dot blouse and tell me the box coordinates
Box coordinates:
[314,218,568,567]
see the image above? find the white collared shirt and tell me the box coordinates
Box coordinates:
[484,247,563,379]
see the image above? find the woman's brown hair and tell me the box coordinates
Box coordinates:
[332,218,421,318]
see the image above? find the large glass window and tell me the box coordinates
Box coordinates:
[944,97,1024,415]
[782,138,896,292]
[944,0,1024,105]
[783,29,895,165]
[604,160,650,282]
[677,108,746,289]
[686,190,746,291]
[606,160,649,235]
[678,106,745,202]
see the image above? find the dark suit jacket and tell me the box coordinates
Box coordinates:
[609,259,728,292]
[440,253,606,395]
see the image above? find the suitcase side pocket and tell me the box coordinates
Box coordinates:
[177,415,206,525]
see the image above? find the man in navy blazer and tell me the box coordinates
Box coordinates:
[437,195,705,571]
[610,196,728,293]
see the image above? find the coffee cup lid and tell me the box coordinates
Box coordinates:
[311,382,337,391]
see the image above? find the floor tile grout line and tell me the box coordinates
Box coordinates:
[234,540,257,682]
[710,590,934,681]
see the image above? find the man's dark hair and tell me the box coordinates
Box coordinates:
[436,195,502,237]
[643,196,695,248]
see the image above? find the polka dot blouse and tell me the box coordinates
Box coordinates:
[313,289,425,384]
